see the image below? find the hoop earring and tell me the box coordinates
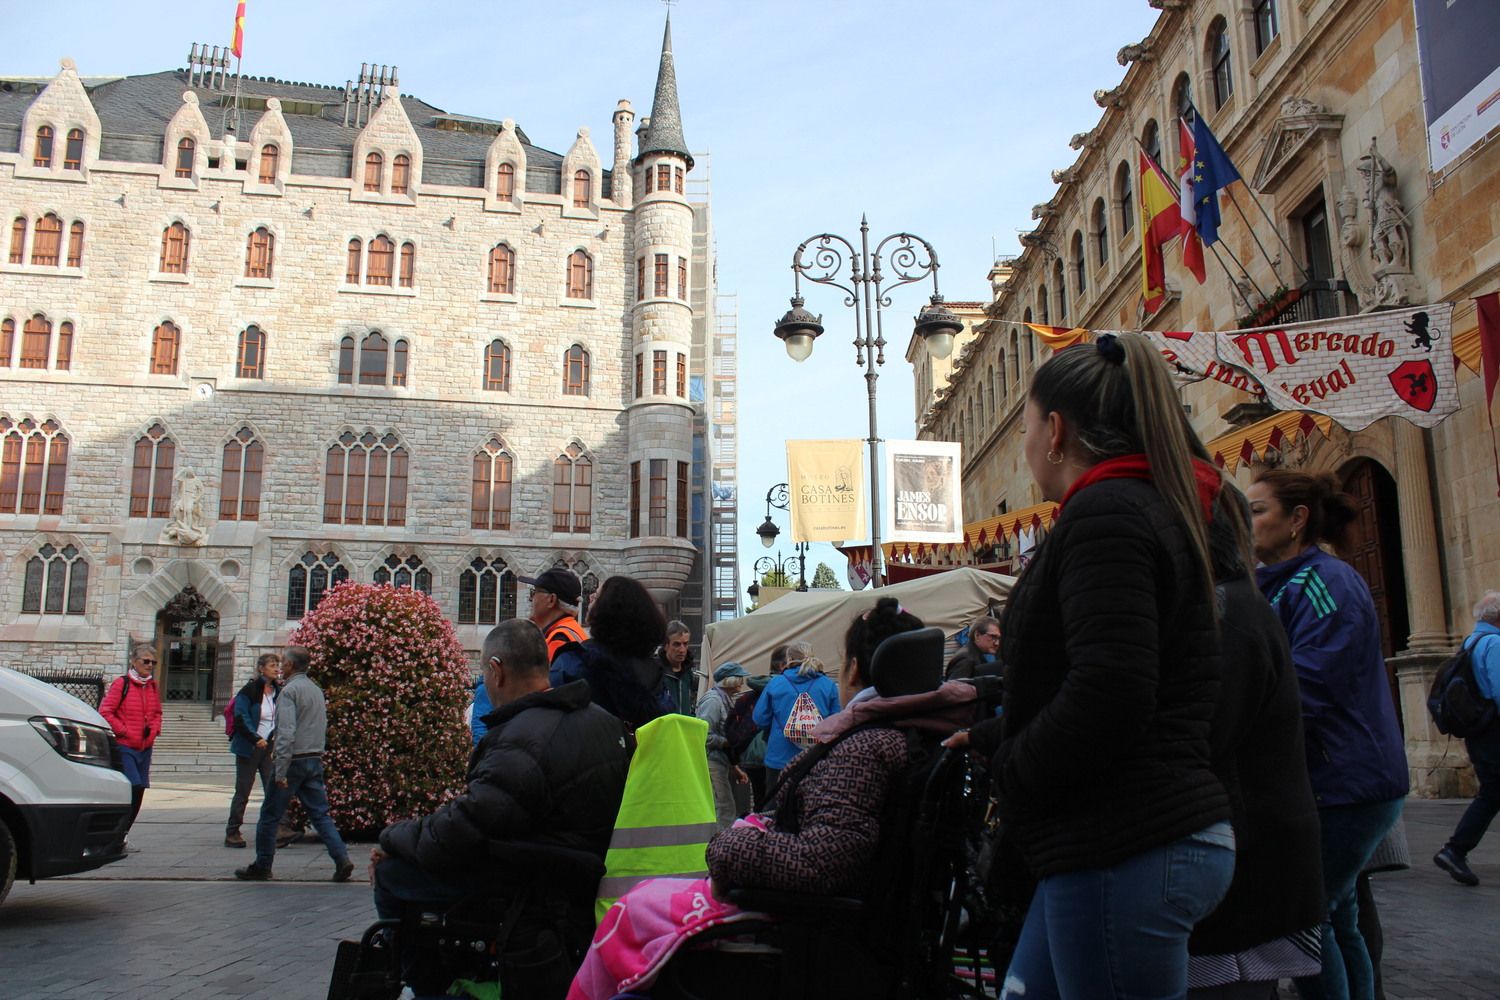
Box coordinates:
[1046,450,1064,466]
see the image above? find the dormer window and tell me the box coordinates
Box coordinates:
[258,144,279,184]
[364,152,383,192]
[392,154,411,195]
[496,162,515,202]
[573,169,591,208]
[175,137,195,178]
[63,129,83,171]
[33,126,53,168]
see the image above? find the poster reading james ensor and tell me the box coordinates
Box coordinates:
[885,440,963,544]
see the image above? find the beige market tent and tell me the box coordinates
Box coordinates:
[702,567,1014,677]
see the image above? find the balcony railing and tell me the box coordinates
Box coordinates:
[1252,279,1355,328]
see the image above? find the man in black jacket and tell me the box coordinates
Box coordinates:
[367,619,629,991]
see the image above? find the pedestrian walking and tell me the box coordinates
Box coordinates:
[234,646,353,883]
[1433,590,1500,886]
[225,653,281,849]
[697,662,749,828]
[99,641,163,838]
[752,640,840,790]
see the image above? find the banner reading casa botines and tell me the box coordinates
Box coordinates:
[786,439,866,543]
[885,440,964,544]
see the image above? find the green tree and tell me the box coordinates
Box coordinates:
[759,568,794,589]
[811,562,842,590]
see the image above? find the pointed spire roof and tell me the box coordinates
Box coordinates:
[637,15,692,168]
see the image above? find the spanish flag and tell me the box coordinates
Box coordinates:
[231,1,246,60]
[1024,324,1091,351]
[1138,149,1183,314]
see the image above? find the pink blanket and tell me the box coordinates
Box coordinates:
[567,876,763,1000]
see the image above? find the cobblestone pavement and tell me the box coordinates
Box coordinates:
[0,774,1496,999]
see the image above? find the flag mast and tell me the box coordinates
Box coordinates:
[228,1,246,135]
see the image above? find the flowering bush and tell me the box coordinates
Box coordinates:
[289,582,473,838]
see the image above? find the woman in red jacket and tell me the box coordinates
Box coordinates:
[99,642,164,834]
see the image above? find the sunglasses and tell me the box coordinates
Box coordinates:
[137,658,158,666]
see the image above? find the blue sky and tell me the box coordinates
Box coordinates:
[4,0,1161,602]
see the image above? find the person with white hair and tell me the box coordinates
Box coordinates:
[1433,590,1500,886]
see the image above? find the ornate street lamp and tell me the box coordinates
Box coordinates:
[752,482,807,589]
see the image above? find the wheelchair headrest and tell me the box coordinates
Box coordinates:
[870,626,945,698]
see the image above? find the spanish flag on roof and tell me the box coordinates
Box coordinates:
[231,1,246,60]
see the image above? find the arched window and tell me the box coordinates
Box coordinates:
[1037,285,1049,327]
[566,249,593,299]
[175,137,195,178]
[1174,72,1196,137]
[56,322,73,371]
[338,336,355,384]
[367,235,394,286]
[1116,161,1134,236]
[563,344,590,395]
[9,217,25,264]
[374,554,431,593]
[552,443,592,533]
[21,542,88,616]
[1071,231,1087,297]
[33,125,53,168]
[67,221,84,267]
[483,340,511,392]
[1093,198,1109,268]
[1010,328,1022,384]
[392,339,409,386]
[150,321,180,375]
[359,333,388,385]
[1209,19,1234,110]
[160,222,190,274]
[1053,259,1068,323]
[258,143,279,184]
[244,226,274,279]
[459,556,516,624]
[996,350,1007,409]
[286,551,349,619]
[573,169,591,208]
[579,571,600,621]
[31,213,61,266]
[129,422,175,518]
[345,238,362,284]
[471,438,513,529]
[219,427,263,521]
[20,313,51,368]
[237,325,266,378]
[0,417,69,515]
[487,244,515,294]
[391,154,411,195]
[496,162,516,202]
[1254,0,1279,55]
[323,430,408,526]
[364,152,383,192]
[1142,120,1161,169]
[0,318,13,367]
[63,128,83,170]
[398,241,415,288]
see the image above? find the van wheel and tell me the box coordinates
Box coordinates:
[0,817,15,906]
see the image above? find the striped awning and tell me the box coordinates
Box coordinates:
[837,498,1060,567]
[1202,410,1334,473]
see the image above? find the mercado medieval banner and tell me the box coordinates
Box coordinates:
[884,440,964,545]
[785,439,866,543]
[1027,301,1460,431]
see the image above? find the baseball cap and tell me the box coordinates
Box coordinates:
[713,662,749,683]
[517,568,582,605]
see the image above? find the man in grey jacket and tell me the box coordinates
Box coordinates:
[235,645,353,882]
[696,662,749,828]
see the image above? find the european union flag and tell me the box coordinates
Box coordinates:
[1190,114,1242,246]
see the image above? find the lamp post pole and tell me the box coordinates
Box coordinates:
[754,482,808,591]
[773,217,962,589]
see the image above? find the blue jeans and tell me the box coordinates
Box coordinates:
[1295,797,1405,1000]
[254,755,349,869]
[1002,822,1236,1000]
[1449,733,1500,856]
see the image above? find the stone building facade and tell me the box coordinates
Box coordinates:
[919,0,1500,794]
[0,23,713,702]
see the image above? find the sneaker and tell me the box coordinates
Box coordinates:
[234,864,273,881]
[224,832,246,848]
[332,858,355,883]
[1434,847,1479,886]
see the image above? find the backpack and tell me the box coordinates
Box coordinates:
[224,698,237,739]
[782,690,825,748]
[1427,636,1498,738]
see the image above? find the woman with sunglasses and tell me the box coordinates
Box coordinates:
[99,641,164,837]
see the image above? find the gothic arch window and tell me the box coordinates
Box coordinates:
[1142,120,1162,169]
[21,541,88,615]
[129,423,175,518]
[1071,231,1087,297]
[483,340,511,392]
[244,226,274,279]
[578,570,599,621]
[2,318,14,366]
[374,553,431,593]
[33,125,53,168]
[1254,0,1279,55]
[67,221,84,267]
[1093,198,1109,267]
[573,169,591,208]
[367,235,395,286]
[566,249,593,299]
[9,217,25,264]
[150,321,180,375]
[0,416,69,515]
[160,222,191,274]
[350,331,410,388]
[364,152,383,192]
[1208,19,1233,111]
[391,154,412,195]
[563,344,590,395]
[63,129,83,171]
[237,325,266,379]
[552,443,592,534]
[392,339,409,386]
[286,551,349,619]
[323,430,408,526]
[56,321,72,370]
[495,162,516,202]
[20,314,51,369]
[338,336,355,384]
[31,213,62,266]
[175,137,195,178]
[398,241,415,288]
[487,243,515,294]
[471,438,512,530]
[258,143,279,184]
[1116,162,1134,236]
[219,427,264,521]
[459,556,516,625]
[345,238,362,284]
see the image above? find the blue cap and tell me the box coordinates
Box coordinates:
[713,662,749,683]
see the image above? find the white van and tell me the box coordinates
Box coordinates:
[0,665,133,905]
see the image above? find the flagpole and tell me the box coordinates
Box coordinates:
[1211,238,1269,308]
[1224,185,1313,286]
[230,54,243,135]
[1206,244,1257,315]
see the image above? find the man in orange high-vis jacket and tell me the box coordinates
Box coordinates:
[520,567,589,660]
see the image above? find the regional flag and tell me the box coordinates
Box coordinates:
[231,1,246,59]
[1025,323,1091,351]
[1176,119,1207,284]
[1189,113,1242,246]
[1138,149,1182,314]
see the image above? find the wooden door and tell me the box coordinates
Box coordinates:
[1340,459,1409,728]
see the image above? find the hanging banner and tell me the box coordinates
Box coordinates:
[1212,303,1458,430]
[1028,323,1227,382]
[1414,0,1500,173]
[785,439,865,543]
[884,440,964,544]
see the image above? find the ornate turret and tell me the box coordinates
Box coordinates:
[636,16,692,169]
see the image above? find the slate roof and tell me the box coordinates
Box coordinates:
[636,17,691,169]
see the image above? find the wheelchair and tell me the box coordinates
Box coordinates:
[327,839,605,1000]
